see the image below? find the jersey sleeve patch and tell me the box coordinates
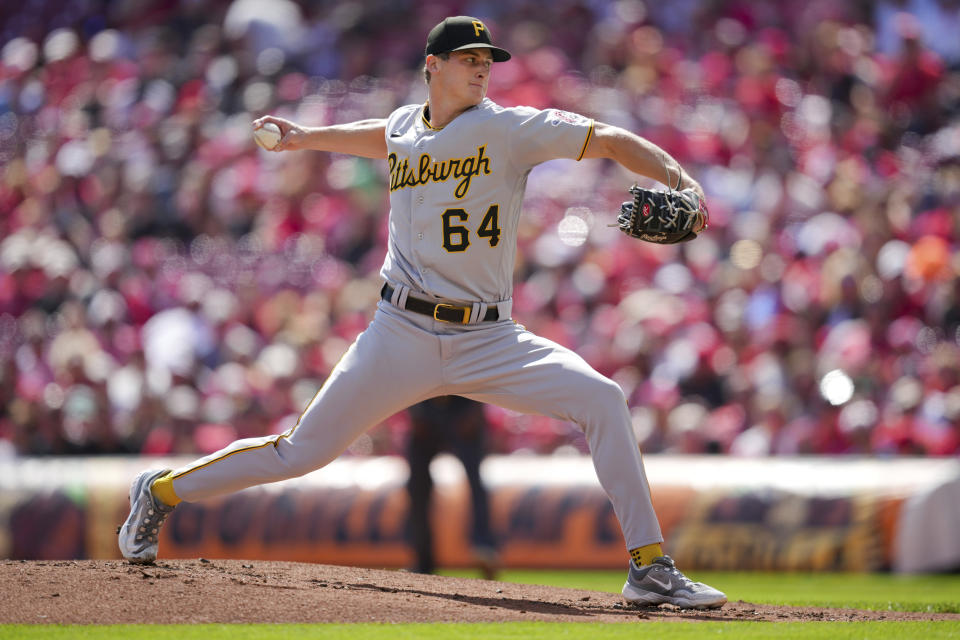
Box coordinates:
[507,107,595,168]
[549,110,590,127]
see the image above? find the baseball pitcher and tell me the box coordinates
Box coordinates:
[119,15,724,609]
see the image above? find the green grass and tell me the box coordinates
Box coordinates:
[2,622,960,640]
[440,569,960,613]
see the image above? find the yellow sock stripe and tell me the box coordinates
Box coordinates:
[630,543,664,567]
[151,471,182,506]
[576,119,595,161]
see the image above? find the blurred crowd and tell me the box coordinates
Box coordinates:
[1,0,959,459]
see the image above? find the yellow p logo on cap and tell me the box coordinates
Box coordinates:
[472,20,485,37]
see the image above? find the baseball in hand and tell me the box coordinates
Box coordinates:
[254,122,283,150]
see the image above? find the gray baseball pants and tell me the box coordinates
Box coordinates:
[168,300,663,550]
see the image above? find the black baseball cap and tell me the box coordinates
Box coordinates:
[425,16,511,62]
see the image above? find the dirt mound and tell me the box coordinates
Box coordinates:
[3,559,957,624]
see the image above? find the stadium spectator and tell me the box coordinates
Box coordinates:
[0,0,958,458]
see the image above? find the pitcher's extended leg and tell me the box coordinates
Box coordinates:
[169,309,441,502]
[447,325,662,550]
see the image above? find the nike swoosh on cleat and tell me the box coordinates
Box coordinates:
[390,131,402,137]
[646,574,673,590]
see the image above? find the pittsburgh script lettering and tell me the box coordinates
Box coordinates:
[388,145,491,199]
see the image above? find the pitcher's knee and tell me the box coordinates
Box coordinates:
[568,376,628,423]
[273,442,333,479]
[594,376,628,407]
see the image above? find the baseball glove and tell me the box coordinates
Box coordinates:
[616,186,708,244]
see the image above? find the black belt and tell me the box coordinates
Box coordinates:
[381,283,499,324]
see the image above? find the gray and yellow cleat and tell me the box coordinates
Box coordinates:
[622,555,726,609]
[117,469,175,564]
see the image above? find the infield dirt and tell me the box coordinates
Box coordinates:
[3,559,958,624]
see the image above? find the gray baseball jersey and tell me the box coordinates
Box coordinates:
[381,98,593,303]
[159,98,663,553]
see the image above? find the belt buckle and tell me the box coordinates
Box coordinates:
[433,303,470,324]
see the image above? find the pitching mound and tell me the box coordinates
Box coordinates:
[2,560,957,624]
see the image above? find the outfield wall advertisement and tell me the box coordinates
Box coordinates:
[1,455,957,572]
